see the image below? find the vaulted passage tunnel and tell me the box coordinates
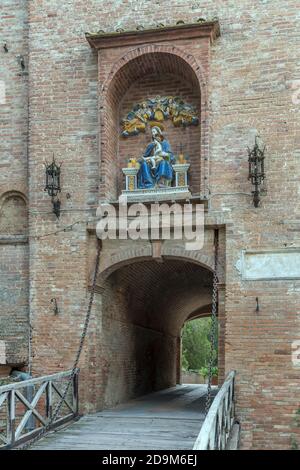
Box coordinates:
[95,258,213,410]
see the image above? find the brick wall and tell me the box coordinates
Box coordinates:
[0,1,29,367]
[96,276,177,409]
[0,0,298,450]
[0,243,29,364]
[0,0,28,196]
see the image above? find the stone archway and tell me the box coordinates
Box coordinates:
[91,256,214,410]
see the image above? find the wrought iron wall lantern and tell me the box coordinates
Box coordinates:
[51,298,59,315]
[44,155,62,218]
[247,135,266,208]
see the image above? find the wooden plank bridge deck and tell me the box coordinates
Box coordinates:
[32,384,217,450]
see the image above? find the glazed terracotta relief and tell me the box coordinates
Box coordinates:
[121,96,199,138]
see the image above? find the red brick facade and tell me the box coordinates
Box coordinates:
[0,1,299,450]
[0,1,29,368]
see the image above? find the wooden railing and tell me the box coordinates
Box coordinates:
[193,370,236,450]
[0,369,79,449]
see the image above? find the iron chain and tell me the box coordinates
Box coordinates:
[205,229,219,415]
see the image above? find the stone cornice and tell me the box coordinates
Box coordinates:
[85,20,220,49]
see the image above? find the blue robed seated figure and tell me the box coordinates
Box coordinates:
[137,126,175,189]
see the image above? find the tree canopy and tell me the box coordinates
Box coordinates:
[181,317,218,371]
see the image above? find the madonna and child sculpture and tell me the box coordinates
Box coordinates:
[138,126,175,189]
[122,124,191,201]
[121,96,197,200]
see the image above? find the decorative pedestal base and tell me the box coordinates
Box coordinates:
[121,163,191,202]
[173,163,190,187]
[121,186,191,202]
[122,167,139,191]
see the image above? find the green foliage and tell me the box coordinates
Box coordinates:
[181,318,218,372]
[293,407,300,427]
[199,366,218,379]
[290,407,300,449]
[199,366,208,378]
[181,352,189,371]
[291,436,299,450]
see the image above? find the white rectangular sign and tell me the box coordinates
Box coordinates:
[0,81,5,104]
[0,340,6,364]
[238,249,300,280]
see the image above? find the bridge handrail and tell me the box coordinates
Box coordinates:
[0,369,79,449]
[0,369,75,393]
[193,370,236,450]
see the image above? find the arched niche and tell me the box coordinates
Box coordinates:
[0,191,28,236]
[100,50,203,201]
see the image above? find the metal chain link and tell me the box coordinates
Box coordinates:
[17,241,102,450]
[205,229,219,415]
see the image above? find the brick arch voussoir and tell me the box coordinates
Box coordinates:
[98,244,214,284]
[98,245,153,281]
[162,245,214,272]
[186,303,213,322]
[101,44,207,103]
[0,190,28,209]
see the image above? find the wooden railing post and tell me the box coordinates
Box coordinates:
[46,381,53,421]
[7,390,15,447]
[73,371,79,416]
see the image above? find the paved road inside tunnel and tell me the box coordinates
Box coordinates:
[32,384,217,450]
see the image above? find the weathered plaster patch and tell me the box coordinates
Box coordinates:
[237,249,300,280]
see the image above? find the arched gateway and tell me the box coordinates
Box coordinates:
[91,253,214,409]
[81,21,224,411]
